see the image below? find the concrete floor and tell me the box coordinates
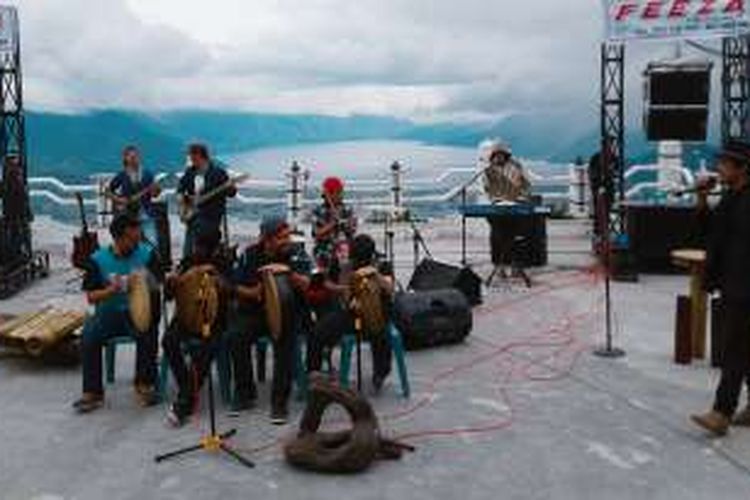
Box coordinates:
[2,217,750,500]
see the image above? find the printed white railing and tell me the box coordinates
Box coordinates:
[28,161,580,223]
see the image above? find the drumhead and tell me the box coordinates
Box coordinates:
[128,271,152,334]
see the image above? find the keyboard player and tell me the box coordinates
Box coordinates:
[481,141,532,278]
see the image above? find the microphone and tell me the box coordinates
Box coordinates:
[671,177,718,196]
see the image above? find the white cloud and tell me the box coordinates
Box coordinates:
[7,0,698,122]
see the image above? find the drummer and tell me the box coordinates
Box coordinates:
[306,234,395,392]
[229,215,312,424]
[162,228,233,427]
[72,213,162,414]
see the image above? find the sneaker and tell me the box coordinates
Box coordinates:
[270,405,289,426]
[732,405,750,427]
[72,393,104,414]
[691,410,730,437]
[134,383,158,408]
[165,403,190,428]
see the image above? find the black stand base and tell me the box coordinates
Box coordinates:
[155,428,254,468]
[155,358,254,469]
[593,346,626,358]
[486,265,532,289]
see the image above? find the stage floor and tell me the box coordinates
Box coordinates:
[1,217,750,500]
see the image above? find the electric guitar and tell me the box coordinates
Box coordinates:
[71,192,99,269]
[106,180,160,212]
[178,173,249,224]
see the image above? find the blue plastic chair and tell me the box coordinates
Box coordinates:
[339,322,410,398]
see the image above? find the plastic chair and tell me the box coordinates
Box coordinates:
[255,335,309,400]
[338,322,410,398]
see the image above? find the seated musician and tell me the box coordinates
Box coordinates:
[107,145,161,246]
[177,143,237,259]
[312,176,357,273]
[162,227,233,427]
[73,213,162,413]
[482,140,532,270]
[230,216,312,424]
[307,234,394,392]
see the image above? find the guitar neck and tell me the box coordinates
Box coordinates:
[195,176,245,205]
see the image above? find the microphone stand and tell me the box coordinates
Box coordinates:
[454,164,492,267]
[593,187,625,359]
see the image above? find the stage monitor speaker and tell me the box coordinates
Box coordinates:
[408,259,482,306]
[648,71,710,106]
[645,107,708,142]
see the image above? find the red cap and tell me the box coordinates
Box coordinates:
[322,176,344,195]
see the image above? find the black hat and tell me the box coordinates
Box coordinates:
[717,140,750,168]
[109,213,140,239]
[351,234,376,267]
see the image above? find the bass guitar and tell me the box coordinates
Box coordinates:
[71,192,99,269]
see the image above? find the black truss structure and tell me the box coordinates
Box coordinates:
[721,36,750,145]
[599,42,626,234]
[0,13,47,298]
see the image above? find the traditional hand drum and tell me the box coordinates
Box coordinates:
[350,266,387,338]
[175,267,219,338]
[128,271,152,334]
[261,264,296,341]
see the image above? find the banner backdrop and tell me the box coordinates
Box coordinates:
[604,0,750,40]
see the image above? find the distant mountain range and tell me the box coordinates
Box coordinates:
[24,109,717,180]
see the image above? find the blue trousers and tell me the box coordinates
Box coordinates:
[81,309,158,395]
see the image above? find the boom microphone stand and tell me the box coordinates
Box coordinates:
[155,275,255,468]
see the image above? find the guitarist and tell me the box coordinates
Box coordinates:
[107,145,161,245]
[177,143,237,259]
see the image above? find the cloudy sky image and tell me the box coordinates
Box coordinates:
[6,0,726,124]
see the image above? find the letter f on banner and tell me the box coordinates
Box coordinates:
[614,1,638,20]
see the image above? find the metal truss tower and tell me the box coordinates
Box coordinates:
[721,36,750,145]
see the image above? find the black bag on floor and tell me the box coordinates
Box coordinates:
[393,289,472,351]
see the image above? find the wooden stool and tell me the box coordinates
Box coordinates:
[671,249,707,360]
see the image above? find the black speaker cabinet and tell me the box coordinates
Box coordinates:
[644,62,712,142]
[645,107,708,142]
[408,259,482,306]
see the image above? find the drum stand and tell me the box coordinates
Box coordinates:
[155,300,254,468]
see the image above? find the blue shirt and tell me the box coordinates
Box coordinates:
[108,169,157,217]
[82,243,157,315]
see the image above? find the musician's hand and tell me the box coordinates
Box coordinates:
[108,275,125,294]
[236,283,263,303]
[696,176,717,192]
[290,272,310,291]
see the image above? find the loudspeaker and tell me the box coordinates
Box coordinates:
[408,259,482,306]
[649,71,710,106]
[645,107,708,142]
[394,289,473,351]
[644,62,712,142]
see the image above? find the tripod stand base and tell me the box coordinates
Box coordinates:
[593,346,626,358]
[155,428,255,468]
